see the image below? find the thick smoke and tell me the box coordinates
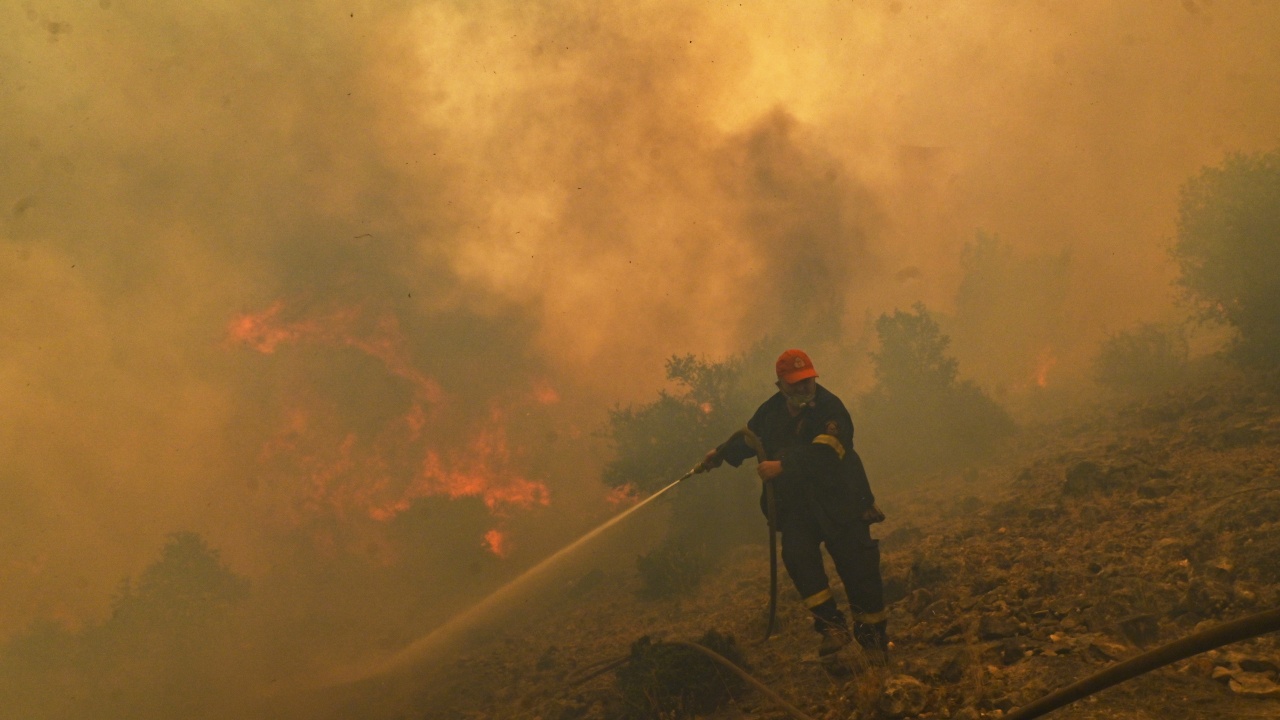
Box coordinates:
[3,0,1280,713]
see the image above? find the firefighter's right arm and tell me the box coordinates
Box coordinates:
[701,447,724,469]
[708,421,763,469]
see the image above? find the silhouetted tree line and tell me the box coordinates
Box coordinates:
[0,532,249,720]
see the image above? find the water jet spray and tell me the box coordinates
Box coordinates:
[324,461,710,687]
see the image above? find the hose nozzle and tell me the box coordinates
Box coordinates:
[677,462,710,483]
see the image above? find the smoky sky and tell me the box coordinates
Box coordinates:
[3,0,1280,638]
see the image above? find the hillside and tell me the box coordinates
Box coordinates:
[420,370,1280,719]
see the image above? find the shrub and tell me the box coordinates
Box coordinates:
[603,348,774,595]
[1172,148,1280,366]
[1092,322,1189,391]
[857,303,1015,477]
[0,532,249,720]
[634,542,713,599]
[602,352,763,495]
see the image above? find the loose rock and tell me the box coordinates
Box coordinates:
[878,674,930,718]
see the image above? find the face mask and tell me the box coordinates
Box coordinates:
[785,391,815,409]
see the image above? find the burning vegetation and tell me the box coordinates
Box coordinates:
[229,299,551,553]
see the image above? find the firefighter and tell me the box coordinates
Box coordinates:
[703,349,888,663]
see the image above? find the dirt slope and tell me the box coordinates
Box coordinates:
[422,371,1280,719]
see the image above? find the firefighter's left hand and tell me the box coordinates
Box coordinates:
[757,460,783,482]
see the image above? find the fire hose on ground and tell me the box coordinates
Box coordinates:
[1005,605,1280,720]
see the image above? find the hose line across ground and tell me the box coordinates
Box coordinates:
[561,639,816,720]
[1006,606,1280,720]
[665,640,817,720]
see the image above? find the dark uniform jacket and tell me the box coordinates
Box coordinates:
[716,384,875,535]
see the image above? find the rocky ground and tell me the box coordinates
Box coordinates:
[419,370,1280,719]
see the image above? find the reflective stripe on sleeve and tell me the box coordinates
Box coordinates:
[812,434,846,460]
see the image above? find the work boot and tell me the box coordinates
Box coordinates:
[817,625,853,676]
[853,620,889,666]
[818,626,851,658]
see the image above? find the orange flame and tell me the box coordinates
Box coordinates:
[228,301,315,354]
[483,529,509,558]
[1033,346,1057,388]
[387,407,550,516]
[605,483,640,508]
[228,301,443,403]
[231,301,550,556]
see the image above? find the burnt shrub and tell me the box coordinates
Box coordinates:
[615,631,748,719]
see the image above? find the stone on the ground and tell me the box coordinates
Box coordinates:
[1228,672,1280,698]
[878,674,930,718]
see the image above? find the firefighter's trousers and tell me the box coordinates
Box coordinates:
[779,508,887,648]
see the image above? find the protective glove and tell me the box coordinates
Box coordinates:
[699,449,724,472]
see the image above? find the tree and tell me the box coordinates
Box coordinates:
[1172,148,1280,366]
[858,304,1015,477]
[602,352,763,494]
[870,302,960,394]
[1,532,250,720]
[109,531,249,629]
[602,349,771,596]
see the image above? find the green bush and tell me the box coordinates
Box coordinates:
[634,542,713,599]
[857,303,1015,477]
[1092,323,1189,391]
[1172,148,1280,366]
[602,352,764,495]
[603,349,774,595]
